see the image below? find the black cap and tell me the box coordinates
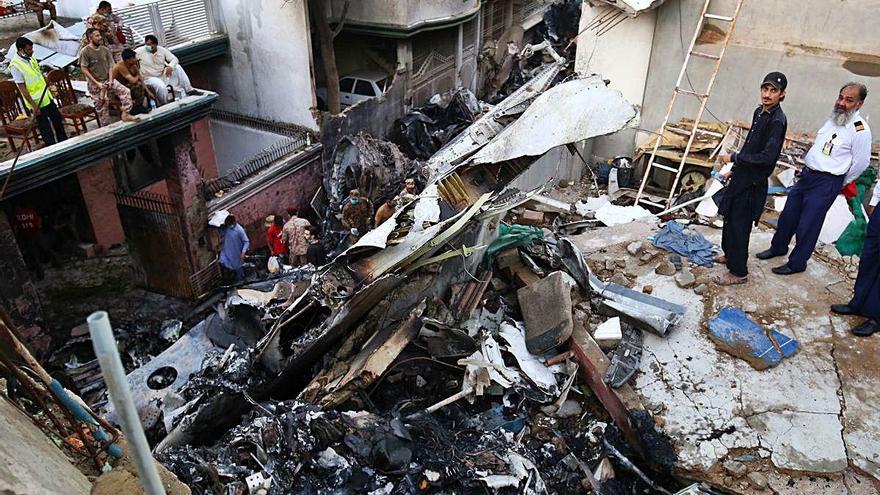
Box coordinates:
[762,72,787,91]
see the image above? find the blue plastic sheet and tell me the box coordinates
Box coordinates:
[652,221,715,267]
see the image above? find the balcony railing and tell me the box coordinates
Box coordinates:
[116,0,218,48]
[201,111,315,200]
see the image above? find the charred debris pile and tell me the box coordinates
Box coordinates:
[81,52,721,494]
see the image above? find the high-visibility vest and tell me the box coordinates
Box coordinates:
[9,54,52,110]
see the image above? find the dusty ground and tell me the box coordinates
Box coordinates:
[33,247,197,346]
[570,221,880,494]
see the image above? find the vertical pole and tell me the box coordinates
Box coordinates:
[87,311,166,495]
[472,10,482,93]
[455,23,464,88]
[396,39,413,108]
[148,3,166,46]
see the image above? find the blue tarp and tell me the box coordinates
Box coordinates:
[652,221,715,267]
[707,307,799,370]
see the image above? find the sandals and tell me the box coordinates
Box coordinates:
[713,273,748,286]
[713,253,727,264]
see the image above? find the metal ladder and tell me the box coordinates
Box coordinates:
[635,0,746,209]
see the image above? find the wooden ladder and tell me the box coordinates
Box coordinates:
[635,0,746,209]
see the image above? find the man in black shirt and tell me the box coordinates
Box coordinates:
[305,227,327,267]
[714,72,788,285]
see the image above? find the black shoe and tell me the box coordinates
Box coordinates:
[852,319,880,337]
[831,304,858,315]
[771,264,804,275]
[756,249,784,260]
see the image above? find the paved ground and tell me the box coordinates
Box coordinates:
[571,221,880,494]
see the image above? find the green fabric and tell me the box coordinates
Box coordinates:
[836,167,877,256]
[485,223,544,263]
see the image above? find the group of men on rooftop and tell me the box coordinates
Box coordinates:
[7,1,199,149]
[715,74,878,336]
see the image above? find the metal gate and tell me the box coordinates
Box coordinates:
[115,192,195,298]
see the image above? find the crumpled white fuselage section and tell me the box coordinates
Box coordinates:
[470,76,637,165]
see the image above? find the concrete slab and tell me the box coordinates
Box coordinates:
[569,219,656,254]
[748,410,847,473]
[587,224,880,491]
[832,316,880,479]
[0,397,91,495]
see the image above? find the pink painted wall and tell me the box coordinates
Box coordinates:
[191,118,219,179]
[141,179,169,197]
[218,155,322,253]
[76,158,125,251]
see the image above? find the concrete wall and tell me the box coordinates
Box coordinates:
[190,0,318,130]
[77,159,125,251]
[643,0,880,141]
[328,0,480,31]
[575,3,657,162]
[319,73,408,161]
[209,119,290,176]
[214,154,323,251]
[575,0,880,159]
[192,118,219,180]
[509,142,593,191]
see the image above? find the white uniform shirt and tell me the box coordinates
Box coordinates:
[805,111,872,185]
[870,181,880,207]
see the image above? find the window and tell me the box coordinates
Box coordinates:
[339,78,354,93]
[375,78,388,94]
[354,80,376,97]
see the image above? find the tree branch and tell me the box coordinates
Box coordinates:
[330,0,351,39]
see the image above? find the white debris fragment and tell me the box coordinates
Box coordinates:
[608,168,620,199]
[498,322,559,394]
[480,475,520,488]
[773,197,787,212]
[424,470,440,482]
[776,167,796,188]
[411,184,441,231]
[553,399,583,418]
[695,179,725,218]
[594,317,623,350]
[367,482,395,495]
[594,457,616,481]
[460,335,521,397]
[317,447,350,470]
[594,203,653,227]
[575,195,611,216]
[818,195,854,245]
[208,209,231,227]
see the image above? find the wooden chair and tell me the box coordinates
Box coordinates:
[46,69,101,135]
[0,80,40,152]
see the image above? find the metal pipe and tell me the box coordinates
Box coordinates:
[87,311,166,495]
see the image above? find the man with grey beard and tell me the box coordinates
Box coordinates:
[757,82,872,274]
